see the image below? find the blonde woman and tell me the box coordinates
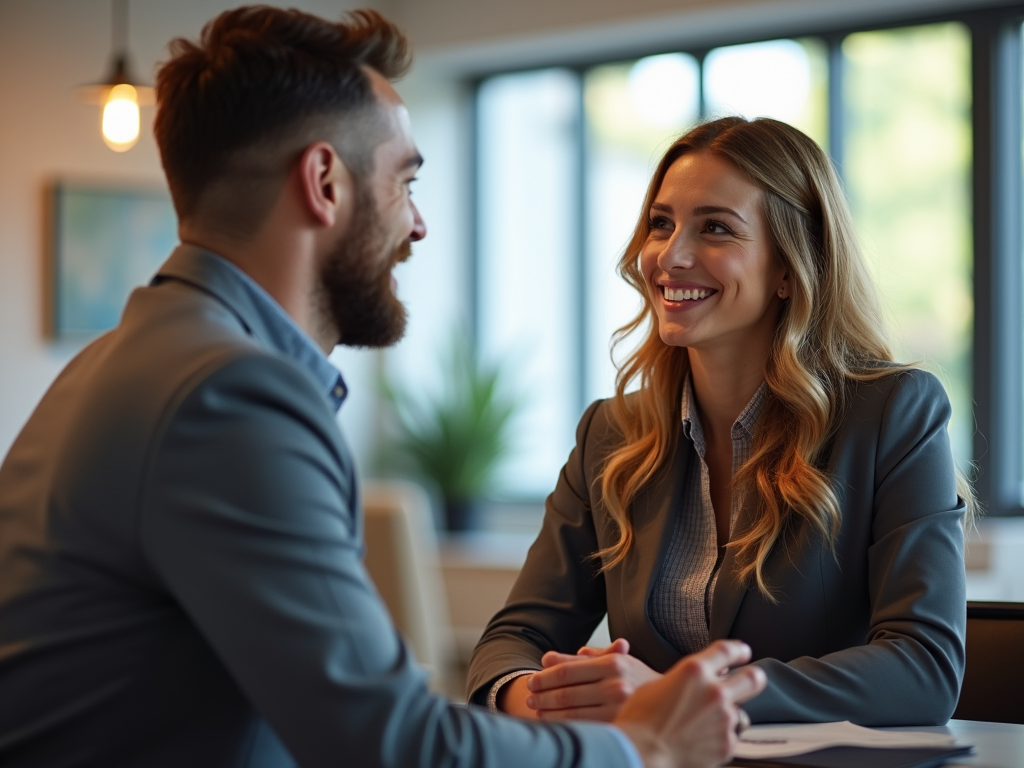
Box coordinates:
[467,116,974,726]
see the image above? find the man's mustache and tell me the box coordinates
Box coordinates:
[392,240,413,266]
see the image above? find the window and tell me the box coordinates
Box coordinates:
[583,54,699,406]
[474,8,1024,513]
[477,70,580,495]
[843,23,973,461]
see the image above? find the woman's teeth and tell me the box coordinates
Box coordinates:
[664,287,710,301]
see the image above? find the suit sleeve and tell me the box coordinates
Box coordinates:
[743,370,967,725]
[138,355,631,768]
[467,400,610,705]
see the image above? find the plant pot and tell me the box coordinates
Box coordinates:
[443,498,480,531]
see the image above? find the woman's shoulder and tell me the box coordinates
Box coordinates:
[846,363,947,400]
[841,364,951,426]
[577,396,618,447]
[575,392,648,456]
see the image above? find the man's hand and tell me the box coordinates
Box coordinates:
[612,640,766,768]
[524,638,662,722]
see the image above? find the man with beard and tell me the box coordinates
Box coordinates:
[0,7,764,768]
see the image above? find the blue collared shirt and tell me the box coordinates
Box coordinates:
[208,253,348,413]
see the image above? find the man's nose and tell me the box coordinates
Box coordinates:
[410,201,427,242]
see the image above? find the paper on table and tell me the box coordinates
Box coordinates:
[734,721,961,759]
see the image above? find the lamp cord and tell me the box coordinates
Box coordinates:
[112,0,128,55]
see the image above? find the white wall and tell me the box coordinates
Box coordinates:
[0,0,382,464]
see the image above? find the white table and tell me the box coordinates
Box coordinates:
[890,720,1024,767]
[730,721,1023,766]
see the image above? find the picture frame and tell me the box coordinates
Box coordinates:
[48,181,178,340]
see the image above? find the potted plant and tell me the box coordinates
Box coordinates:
[380,332,519,531]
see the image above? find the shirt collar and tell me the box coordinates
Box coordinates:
[154,244,348,412]
[680,374,767,452]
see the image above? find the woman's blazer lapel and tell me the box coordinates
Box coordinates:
[709,496,755,640]
[612,428,695,670]
[708,427,839,642]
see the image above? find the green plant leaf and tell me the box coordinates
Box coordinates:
[379,329,522,502]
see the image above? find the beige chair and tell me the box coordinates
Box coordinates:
[361,480,456,696]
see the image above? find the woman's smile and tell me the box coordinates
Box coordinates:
[658,282,718,308]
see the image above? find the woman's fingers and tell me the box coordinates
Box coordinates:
[540,650,586,668]
[530,653,630,691]
[527,676,632,712]
[543,637,630,666]
[527,647,664,722]
[575,638,630,658]
[536,702,621,723]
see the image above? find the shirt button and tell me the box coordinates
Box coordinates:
[333,385,346,398]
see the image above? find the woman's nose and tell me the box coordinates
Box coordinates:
[658,230,696,271]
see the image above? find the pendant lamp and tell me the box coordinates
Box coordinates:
[78,0,154,152]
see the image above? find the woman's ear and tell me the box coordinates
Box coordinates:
[297,140,354,228]
[776,269,791,300]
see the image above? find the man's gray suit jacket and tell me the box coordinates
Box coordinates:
[468,370,967,726]
[0,246,629,768]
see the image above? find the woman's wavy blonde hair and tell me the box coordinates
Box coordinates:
[599,116,976,597]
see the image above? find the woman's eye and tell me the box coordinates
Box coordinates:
[704,219,730,235]
[649,215,671,230]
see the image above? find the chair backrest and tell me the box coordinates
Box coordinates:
[953,601,1024,724]
[361,480,455,695]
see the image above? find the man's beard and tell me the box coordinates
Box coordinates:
[318,186,409,348]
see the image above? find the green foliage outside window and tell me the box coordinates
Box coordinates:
[844,22,973,465]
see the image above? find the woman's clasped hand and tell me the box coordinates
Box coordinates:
[524,639,662,721]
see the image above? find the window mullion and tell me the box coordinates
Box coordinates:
[826,34,846,178]
[574,68,588,417]
[971,14,1024,514]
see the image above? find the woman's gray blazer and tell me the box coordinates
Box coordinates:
[468,369,967,725]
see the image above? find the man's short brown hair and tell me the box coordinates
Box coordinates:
[154,6,411,225]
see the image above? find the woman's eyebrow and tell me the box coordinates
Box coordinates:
[648,201,749,224]
[692,205,748,224]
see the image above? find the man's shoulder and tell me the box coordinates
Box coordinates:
[25,280,333,481]
[118,279,309,391]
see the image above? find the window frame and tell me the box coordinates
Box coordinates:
[471,3,1024,515]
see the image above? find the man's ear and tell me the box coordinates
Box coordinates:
[298,141,354,228]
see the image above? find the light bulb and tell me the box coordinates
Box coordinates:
[101,83,140,151]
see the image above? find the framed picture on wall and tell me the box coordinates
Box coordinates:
[48,181,179,340]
